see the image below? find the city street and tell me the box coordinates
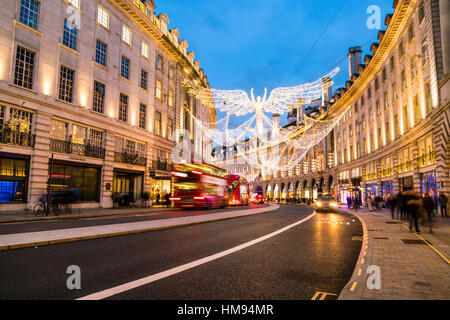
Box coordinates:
[0,0,449,305]
[0,205,362,300]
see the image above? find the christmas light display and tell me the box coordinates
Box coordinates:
[184,68,347,174]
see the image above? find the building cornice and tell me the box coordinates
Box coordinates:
[328,0,415,117]
[106,0,217,123]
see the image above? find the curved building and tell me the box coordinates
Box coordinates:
[250,0,449,206]
[0,0,215,211]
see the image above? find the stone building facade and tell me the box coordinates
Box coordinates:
[0,0,215,211]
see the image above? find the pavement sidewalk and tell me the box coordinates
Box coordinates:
[0,206,175,224]
[0,204,279,251]
[338,206,450,300]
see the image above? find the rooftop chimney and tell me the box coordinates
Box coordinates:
[348,46,363,79]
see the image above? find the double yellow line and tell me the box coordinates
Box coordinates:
[399,224,450,265]
[311,292,337,300]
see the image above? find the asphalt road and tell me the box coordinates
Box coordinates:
[0,205,362,300]
[0,205,265,235]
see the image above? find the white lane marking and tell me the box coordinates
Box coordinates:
[77,210,317,300]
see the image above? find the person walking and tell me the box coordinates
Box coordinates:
[156,191,160,206]
[438,193,448,218]
[422,193,435,233]
[353,196,360,212]
[402,192,410,220]
[165,192,171,208]
[388,193,396,219]
[407,190,422,233]
[396,193,404,220]
[367,195,374,212]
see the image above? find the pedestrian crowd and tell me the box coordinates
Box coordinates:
[346,191,448,234]
[383,191,447,234]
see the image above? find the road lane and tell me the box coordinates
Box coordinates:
[0,205,362,300]
[0,205,267,235]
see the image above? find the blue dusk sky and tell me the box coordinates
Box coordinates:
[157,0,394,124]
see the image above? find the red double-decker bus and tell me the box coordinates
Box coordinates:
[171,163,228,209]
[227,175,250,206]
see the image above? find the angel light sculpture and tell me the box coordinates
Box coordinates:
[184,68,344,174]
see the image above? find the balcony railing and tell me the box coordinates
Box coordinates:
[152,160,171,172]
[0,129,35,148]
[380,168,394,178]
[363,173,378,181]
[50,139,105,159]
[396,160,414,174]
[416,151,436,168]
[114,152,147,167]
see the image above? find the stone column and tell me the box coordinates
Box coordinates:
[392,154,401,195]
[376,159,383,197]
[100,131,115,209]
[411,143,422,193]
[27,113,51,210]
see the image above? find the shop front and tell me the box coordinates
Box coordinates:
[365,184,378,198]
[295,181,300,199]
[281,183,287,202]
[0,154,29,204]
[338,184,352,205]
[113,169,144,203]
[151,175,172,206]
[311,179,318,201]
[399,176,414,192]
[287,183,294,201]
[421,171,438,200]
[381,181,395,197]
[273,184,279,202]
[50,161,100,203]
[265,185,272,201]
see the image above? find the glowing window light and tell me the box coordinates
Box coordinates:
[122,25,132,46]
[43,81,51,96]
[97,6,110,29]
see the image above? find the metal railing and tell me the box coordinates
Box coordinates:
[363,173,378,181]
[152,160,171,172]
[50,139,105,159]
[416,151,436,168]
[0,129,35,148]
[380,168,394,178]
[114,152,147,167]
[396,160,414,174]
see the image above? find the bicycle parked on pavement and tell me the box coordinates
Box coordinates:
[33,191,74,217]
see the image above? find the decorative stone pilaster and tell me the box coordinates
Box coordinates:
[376,160,382,196]
[433,105,450,197]
[27,113,51,210]
[411,143,422,192]
[100,131,115,209]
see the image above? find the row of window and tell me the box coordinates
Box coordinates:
[13,45,174,137]
[337,82,433,164]
[21,0,157,63]
[18,1,175,102]
[50,119,104,148]
[117,92,174,138]
[341,2,430,124]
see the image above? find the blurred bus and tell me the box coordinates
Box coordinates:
[171,163,228,209]
[227,175,250,206]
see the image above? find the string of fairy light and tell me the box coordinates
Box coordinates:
[183,68,345,173]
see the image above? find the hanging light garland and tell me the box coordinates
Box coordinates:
[184,68,345,173]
